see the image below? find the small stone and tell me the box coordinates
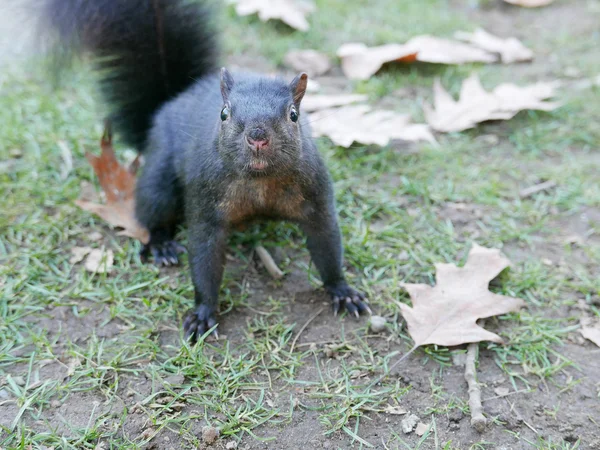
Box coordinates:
[369,315,387,333]
[284,49,331,77]
[12,375,25,386]
[202,426,219,445]
[225,442,238,449]
[0,389,10,400]
[401,414,419,434]
[50,399,61,408]
[494,387,510,397]
[451,351,467,366]
[415,422,429,436]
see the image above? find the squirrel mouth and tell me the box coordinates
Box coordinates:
[249,160,268,171]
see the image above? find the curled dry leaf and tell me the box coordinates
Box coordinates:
[424,73,560,132]
[76,127,150,244]
[309,104,436,148]
[399,244,526,347]
[384,405,408,415]
[454,28,533,64]
[580,317,600,348]
[503,0,554,7]
[228,0,315,31]
[84,248,114,274]
[284,49,331,76]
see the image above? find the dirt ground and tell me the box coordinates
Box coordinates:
[1,0,600,449]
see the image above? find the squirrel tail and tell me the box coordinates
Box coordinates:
[41,0,220,150]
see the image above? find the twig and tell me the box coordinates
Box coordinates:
[519,180,556,199]
[465,342,487,432]
[290,307,325,353]
[255,245,284,279]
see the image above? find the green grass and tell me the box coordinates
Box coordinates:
[2,0,600,448]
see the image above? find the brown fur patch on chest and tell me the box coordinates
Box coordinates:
[219,177,306,225]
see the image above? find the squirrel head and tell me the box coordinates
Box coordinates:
[217,68,309,177]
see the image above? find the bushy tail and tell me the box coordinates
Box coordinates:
[42,0,219,150]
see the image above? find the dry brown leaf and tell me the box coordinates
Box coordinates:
[580,317,600,347]
[229,0,315,31]
[337,36,496,80]
[309,104,436,147]
[302,94,368,112]
[84,248,114,274]
[503,0,554,7]
[454,28,533,64]
[424,73,560,132]
[399,244,525,347]
[284,49,331,76]
[76,128,149,244]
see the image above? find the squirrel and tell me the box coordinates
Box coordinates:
[42,0,370,340]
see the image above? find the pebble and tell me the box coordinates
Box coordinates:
[401,414,420,434]
[369,315,387,333]
[225,442,238,449]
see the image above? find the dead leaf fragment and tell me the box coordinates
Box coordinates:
[76,128,149,243]
[415,422,429,436]
[580,317,600,347]
[503,0,554,7]
[84,248,114,274]
[309,104,436,147]
[69,246,92,264]
[229,0,315,31]
[337,36,496,80]
[384,405,408,415]
[454,28,533,64]
[284,49,331,76]
[424,74,560,132]
[399,244,525,346]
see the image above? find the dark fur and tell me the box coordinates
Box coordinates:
[42,0,368,340]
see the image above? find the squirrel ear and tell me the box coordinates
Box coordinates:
[220,67,235,101]
[290,72,308,107]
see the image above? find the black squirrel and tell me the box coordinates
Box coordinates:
[42,0,370,340]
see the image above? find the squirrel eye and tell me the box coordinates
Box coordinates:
[290,106,299,123]
[220,106,229,121]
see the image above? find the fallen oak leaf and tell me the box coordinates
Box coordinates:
[398,244,525,346]
[503,0,554,7]
[76,126,149,244]
[309,104,436,147]
[337,36,497,80]
[454,28,533,64]
[424,73,560,132]
[302,93,368,112]
[228,0,315,31]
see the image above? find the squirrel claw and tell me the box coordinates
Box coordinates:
[141,240,186,267]
[183,305,218,343]
[326,284,369,319]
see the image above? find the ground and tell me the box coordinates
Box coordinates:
[1,0,599,449]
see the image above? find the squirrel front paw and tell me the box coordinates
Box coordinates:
[140,240,186,266]
[325,283,371,318]
[183,304,219,342]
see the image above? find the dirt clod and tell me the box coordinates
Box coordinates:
[202,426,220,445]
[401,414,420,433]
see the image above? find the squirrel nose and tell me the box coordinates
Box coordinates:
[246,127,269,151]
